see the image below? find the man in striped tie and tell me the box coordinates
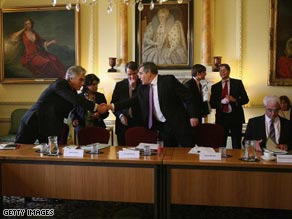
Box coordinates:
[244,95,292,152]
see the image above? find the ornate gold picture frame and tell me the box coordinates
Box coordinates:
[269,0,292,86]
[135,0,193,69]
[0,6,79,84]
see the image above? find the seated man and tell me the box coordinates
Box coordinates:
[244,95,292,151]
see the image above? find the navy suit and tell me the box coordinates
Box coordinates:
[16,79,95,144]
[244,115,292,149]
[111,79,143,145]
[184,78,204,121]
[210,78,249,148]
[114,75,195,147]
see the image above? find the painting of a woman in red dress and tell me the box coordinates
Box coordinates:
[277,37,292,78]
[9,18,66,78]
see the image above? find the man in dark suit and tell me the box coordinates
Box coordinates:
[110,62,197,147]
[184,64,207,126]
[111,61,143,145]
[210,63,249,149]
[244,95,292,151]
[15,66,108,144]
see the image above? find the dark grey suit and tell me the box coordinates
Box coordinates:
[114,75,196,147]
[244,115,292,149]
[16,79,95,144]
[210,78,249,148]
[111,79,143,145]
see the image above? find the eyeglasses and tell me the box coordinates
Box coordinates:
[266,108,279,113]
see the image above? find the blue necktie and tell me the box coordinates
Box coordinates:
[148,84,153,129]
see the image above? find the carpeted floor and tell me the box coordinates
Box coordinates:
[2,196,292,219]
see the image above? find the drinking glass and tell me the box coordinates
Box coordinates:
[244,140,256,161]
[48,136,59,156]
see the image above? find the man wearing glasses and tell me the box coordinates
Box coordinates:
[111,61,143,145]
[244,95,292,151]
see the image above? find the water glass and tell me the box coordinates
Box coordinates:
[48,136,59,156]
[91,143,99,154]
[144,145,151,156]
[39,143,48,154]
[157,140,164,153]
[244,140,256,161]
[219,147,227,158]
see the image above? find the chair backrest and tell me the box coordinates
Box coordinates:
[9,108,28,134]
[77,126,110,145]
[192,123,225,148]
[125,126,158,146]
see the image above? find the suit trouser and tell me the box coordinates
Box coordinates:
[218,112,243,149]
[152,119,194,147]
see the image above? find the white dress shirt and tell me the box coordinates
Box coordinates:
[265,115,280,144]
[150,75,166,122]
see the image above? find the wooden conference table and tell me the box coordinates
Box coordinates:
[0,145,164,219]
[163,148,292,219]
[1,146,292,219]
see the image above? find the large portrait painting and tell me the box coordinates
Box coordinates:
[269,0,292,85]
[0,6,79,83]
[135,0,193,69]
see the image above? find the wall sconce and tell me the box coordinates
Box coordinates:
[213,56,222,72]
[108,57,117,72]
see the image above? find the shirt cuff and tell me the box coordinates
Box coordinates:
[94,103,98,112]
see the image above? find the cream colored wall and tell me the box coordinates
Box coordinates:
[1,0,292,135]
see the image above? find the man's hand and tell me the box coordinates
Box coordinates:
[190,118,199,127]
[97,103,110,114]
[254,139,263,152]
[120,115,128,126]
[277,144,288,151]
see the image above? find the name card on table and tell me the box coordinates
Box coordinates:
[276,155,292,163]
[63,148,84,157]
[118,150,140,159]
[199,152,221,160]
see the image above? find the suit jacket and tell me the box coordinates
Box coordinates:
[70,92,109,129]
[184,78,203,119]
[244,115,292,149]
[114,75,195,137]
[111,79,143,134]
[210,78,249,124]
[19,79,95,138]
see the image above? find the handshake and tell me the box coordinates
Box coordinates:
[96,103,114,114]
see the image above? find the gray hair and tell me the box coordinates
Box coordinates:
[263,95,280,107]
[65,65,86,80]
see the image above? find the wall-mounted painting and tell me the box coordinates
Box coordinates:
[135,0,193,69]
[269,0,292,86]
[0,6,79,84]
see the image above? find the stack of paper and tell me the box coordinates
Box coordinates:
[136,143,159,150]
[266,138,288,154]
[0,143,18,150]
[188,146,216,154]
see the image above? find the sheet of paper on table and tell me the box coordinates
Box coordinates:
[188,146,216,154]
[136,143,159,150]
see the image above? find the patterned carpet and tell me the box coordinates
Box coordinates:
[3,196,292,219]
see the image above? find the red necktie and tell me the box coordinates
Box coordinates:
[222,80,229,113]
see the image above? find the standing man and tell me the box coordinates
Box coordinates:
[244,95,291,151]
[111,61,143,145]
[184,64,207,126]
[110,62,196,147]
[15,65,108,144]
[210,63,249,149]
